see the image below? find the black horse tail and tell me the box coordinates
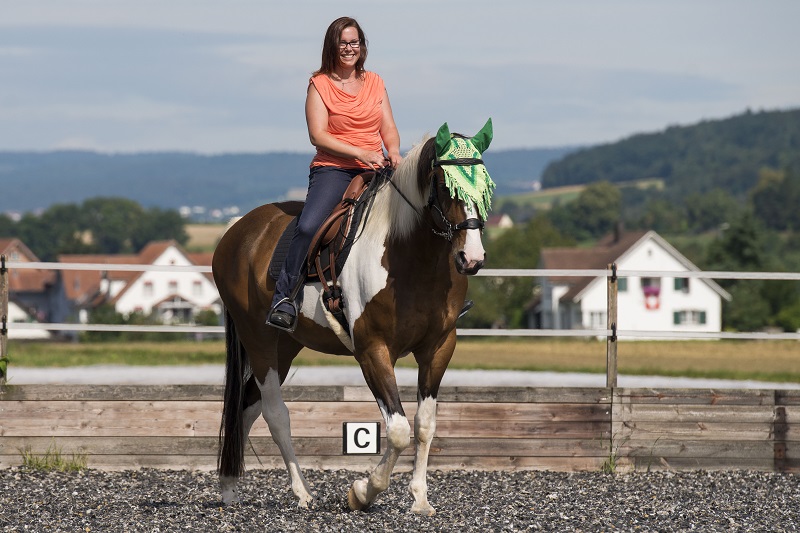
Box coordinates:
[218,310,247,478]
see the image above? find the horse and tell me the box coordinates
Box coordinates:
[212,119,495,515]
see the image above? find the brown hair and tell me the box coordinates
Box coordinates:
[313,17,368,77]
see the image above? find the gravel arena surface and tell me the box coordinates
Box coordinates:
[2,469,800,532]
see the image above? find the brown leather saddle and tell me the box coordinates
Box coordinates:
[268,169,384,330]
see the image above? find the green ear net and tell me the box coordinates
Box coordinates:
[435,118,493,156]
[471,118,493,154]
[435,122,452,158]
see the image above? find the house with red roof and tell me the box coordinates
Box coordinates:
[0,238,55,339]
[59,240,219,325]
[531,230,731,337]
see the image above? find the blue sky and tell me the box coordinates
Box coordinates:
[2,0,799,153]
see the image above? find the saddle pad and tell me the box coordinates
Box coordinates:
[268,217,297,282]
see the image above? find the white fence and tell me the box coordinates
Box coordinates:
[1,258,799,386]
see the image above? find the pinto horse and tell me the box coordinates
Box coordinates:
[212,119,495,515]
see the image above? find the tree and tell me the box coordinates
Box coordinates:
[549,181,621,240]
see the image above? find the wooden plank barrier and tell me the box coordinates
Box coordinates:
[613,388,800,472]
[0,385,612,472]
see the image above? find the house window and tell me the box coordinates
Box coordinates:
[618,278,628,292]
[589,311,606,328]
[673,310,707,325]
[168,280,178,293]
[641,277,661,310]
[143,281,154,297]
[674,278,690,293]
[193,280,203,297]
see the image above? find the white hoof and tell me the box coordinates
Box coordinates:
[220,476,239,505]
[411,501,436,516]
[347,479,370,511]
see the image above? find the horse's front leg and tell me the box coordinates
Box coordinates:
[258,368,314,508]
[348,352,410,511]
[409,330,457,516]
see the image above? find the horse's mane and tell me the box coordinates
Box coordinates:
[362,136,435,243]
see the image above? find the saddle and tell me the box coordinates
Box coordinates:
[268,169,385,332]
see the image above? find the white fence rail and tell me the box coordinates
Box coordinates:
[1,258,799,386]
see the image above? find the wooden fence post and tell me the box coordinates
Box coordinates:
[1,254,8,386]
[606,263,618,388]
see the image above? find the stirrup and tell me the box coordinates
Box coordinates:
[458,299,474,319]
[266,297,299,333]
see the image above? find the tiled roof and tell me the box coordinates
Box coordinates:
[540,230,649,302]
[1,238,56,292]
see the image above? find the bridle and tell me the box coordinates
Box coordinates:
[427,158,485,241]
[385,152,486,242]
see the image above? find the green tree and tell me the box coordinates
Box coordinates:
[549,181,621,240]
[81,197,146,254]
[685,189,742,232]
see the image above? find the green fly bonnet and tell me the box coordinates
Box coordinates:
[432,118,496,220]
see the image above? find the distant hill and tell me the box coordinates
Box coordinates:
[541,108,800,198]
[0,146,577,216]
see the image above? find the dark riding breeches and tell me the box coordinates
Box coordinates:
[271,166,363,311]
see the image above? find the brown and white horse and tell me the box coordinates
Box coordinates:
[212,120,493,515]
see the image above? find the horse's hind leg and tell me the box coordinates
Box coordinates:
[220,375,263,504]
[408,330,457,516]
[258,366,314,508]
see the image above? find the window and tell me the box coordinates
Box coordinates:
[193,280,203,297]
[589,311,606,328]
[143,281,154,297]
[673,310,707,325]
[168,280,178,293]
[674,278,690,294]
[618,278,628,292]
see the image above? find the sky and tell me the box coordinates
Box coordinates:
[2,0,799,154]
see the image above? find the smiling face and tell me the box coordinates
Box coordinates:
[338,26,361,70]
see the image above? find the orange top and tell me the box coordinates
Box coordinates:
[309,71,385,169]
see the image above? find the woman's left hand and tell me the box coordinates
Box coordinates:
[386,150,402,169]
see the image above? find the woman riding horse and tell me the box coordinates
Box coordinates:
[213,117,495,515]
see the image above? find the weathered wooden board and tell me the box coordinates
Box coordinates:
[3,385,798,472]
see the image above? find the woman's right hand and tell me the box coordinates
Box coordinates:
[357,150,388,169]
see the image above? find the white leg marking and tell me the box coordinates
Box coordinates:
[219,397,262,505]
[220,475,239,505]
[351,412,411,509]
[410,396,438,515]
[258,369,314,508]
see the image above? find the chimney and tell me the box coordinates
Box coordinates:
[613,221,624,243]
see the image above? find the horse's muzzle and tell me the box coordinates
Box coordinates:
[456,251,485,275]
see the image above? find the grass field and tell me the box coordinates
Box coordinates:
[185,223,227,252]
[6,338,800,384]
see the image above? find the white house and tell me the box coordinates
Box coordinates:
[532,230,731,337]
[59,241,221,324]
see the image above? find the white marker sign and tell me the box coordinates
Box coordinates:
[342,422,381,455]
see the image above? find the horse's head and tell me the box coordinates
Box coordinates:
[423,118,495,275]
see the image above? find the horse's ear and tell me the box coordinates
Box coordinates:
[471,118,493,154]
[435,122,451,158]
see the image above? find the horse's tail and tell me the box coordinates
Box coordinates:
[218,309,247,478]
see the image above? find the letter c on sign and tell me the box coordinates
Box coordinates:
[354,427,369,449]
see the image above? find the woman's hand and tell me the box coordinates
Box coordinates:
[357,150,389,169]
[385,149,403,169]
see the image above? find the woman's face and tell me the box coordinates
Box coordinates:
[337,26,361,69]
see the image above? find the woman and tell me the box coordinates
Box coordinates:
[268,16,402,330]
